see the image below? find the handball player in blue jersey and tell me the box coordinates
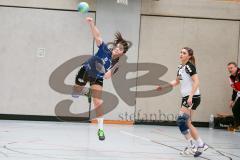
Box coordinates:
[73,17,131,141]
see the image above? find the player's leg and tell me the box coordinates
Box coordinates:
[177,106,196,155]
[188,112,208,157]
[188,111,202,145]
[187,97,208,157]
[90,81,105,141]
[232,98,240,130]
[72,66,90,97]
[177,96,197,154]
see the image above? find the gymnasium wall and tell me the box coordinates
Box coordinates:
[0,0,141,121]
[137,16,239,122]
[0,0,240,123]
[94,0,141,120]
[141,0,240,20]
[0,6,95,118]
[136,0,240,122]
[0,0,96,11]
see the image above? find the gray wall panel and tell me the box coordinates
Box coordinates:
[0,0,96,11]
[142,0,240,20]
[0,7,95,116]
[136,16,239,122]
[95,0,141,120]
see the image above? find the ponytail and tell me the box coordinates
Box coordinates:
[189,55,195,65]
[183,47,195,65]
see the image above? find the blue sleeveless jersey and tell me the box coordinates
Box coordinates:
[83,42,112,79]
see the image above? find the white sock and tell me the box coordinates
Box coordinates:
[97,118,104,130]
[196,137,204,147]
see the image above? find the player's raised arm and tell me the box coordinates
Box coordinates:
[86,17,103,46]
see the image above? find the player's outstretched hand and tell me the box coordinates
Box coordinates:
[86,17,93,24]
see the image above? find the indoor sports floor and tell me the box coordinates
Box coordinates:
[0,120,239,160]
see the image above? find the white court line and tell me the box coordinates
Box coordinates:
[120,130,151,142]
[120,130,215,160]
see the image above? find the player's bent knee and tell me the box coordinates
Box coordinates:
[177,113,190,135]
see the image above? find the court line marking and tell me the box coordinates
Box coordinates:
[120,130,214,160]
[152,128,236,160]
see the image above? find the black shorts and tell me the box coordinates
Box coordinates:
[181,95,201,110]
[75,66,103,86]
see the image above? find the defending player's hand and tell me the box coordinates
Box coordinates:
[229,100,234,108]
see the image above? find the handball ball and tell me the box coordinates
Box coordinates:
[77,2,89,13]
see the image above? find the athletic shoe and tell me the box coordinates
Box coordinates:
[194,143,209,157]
[98,129,105,141]
[180,145,197,155]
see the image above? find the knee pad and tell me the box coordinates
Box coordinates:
[177,113,190,135]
